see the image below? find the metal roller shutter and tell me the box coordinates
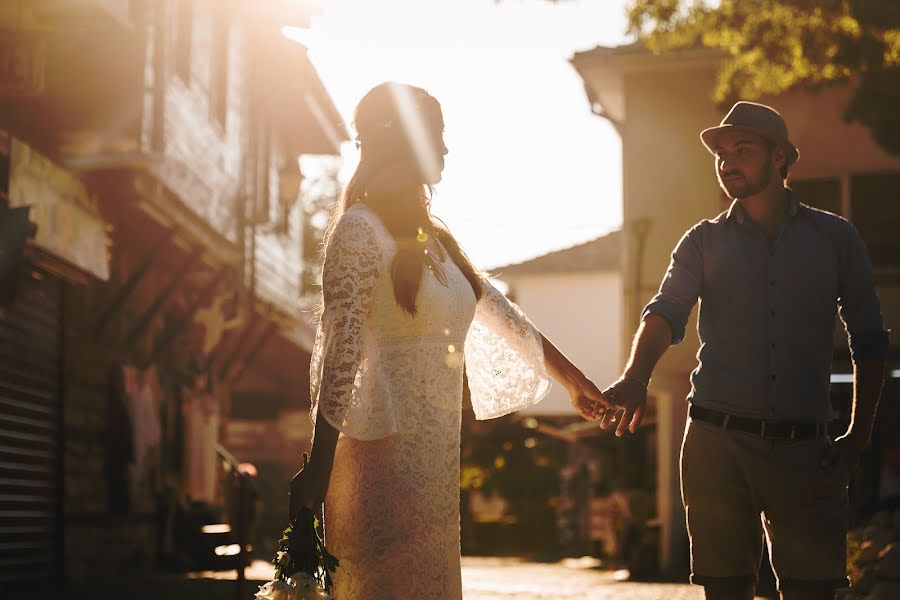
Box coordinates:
[0,269,62,585]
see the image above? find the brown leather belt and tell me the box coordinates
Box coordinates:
[689,405,828,441]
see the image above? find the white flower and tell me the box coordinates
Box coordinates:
[254,579,297,600]
[299,587,332,600]
[289,572,332,599]
[289,571,317,589]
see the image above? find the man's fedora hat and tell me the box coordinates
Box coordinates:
[701,101,799,165]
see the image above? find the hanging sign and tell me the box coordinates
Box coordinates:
[8,138,111,280]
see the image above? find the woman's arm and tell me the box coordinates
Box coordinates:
[465,277,612,420]
[288,210,385,521]
[541,334,612,421]
[289,409,339,520]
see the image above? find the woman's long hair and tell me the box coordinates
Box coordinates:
[323,82,482,316]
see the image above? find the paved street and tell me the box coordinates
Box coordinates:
[213,557,775,599]
[461,557,703,600]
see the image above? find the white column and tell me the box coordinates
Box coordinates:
[654,373,691,575]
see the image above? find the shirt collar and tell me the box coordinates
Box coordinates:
[726,198,746,224]
[726,189,800,225]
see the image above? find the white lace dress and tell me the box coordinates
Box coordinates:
[309,203,550,599]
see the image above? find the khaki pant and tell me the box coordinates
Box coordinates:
[680,416,851,591]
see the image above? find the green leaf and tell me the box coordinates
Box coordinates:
[264,507,340,591]
[625,0,900,154]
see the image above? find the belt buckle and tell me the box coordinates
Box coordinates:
[789,425,796,440]
[760,420,766,436]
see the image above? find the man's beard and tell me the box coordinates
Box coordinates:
[719,162,773,199]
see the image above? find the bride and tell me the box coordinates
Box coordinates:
[289,81,611,599]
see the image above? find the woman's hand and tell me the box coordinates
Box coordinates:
[567,376,615,421]
[288,454,330,523]
[539,333,615,421]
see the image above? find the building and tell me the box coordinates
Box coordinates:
[0,0,346,589]
[494,231,623,416]
[488,233,659,565]
[572,43,900,575]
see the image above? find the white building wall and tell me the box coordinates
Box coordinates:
[500,272,623,416]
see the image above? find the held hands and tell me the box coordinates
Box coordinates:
[568,376,616,421]
[599,375,648,436]
[288,453,330,523]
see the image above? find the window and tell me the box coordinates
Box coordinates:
[792,172,900,270]
[790,177,841,215]
[255,133,271,223]
[174,0,193,83]
[850,173,900,270]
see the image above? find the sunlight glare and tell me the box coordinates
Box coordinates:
[286,0,628,268]
[387,83,441,186]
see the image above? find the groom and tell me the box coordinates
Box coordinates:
[600,101,888,600]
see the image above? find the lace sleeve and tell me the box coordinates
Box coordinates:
[464,279,551,419]
[309,210,389,439]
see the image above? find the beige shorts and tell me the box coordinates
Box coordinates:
[680,416,851,592]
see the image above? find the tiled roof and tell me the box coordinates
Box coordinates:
[492,230,621,277]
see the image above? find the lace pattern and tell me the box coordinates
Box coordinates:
[464,280,551,419]
[309,208,395,440]
[310,204,549,439]
[308,203,549,598]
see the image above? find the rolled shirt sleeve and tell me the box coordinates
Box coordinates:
[837,220,890,362]
[641,226,703,345]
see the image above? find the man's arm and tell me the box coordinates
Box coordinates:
[829,360,885,467]
[829,220,889,466]
[601,314,673,436]
[622,314,673,389]
[601,226,703,436]
[850,360,886,444]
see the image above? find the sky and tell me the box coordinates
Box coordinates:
[289,0,633,269]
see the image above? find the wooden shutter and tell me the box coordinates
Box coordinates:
[0,268,62,584]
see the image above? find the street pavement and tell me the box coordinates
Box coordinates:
[460,557,704,600]
[241,557,773,599]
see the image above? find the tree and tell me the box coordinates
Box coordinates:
[626,0,900,154]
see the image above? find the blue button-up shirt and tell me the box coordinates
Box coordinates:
[643,194,889,423]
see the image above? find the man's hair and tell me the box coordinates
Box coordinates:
[763,139,790,181]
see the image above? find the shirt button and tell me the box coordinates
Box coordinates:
[771,374,776,381]
[771,343,776,349]
[770,310,776,317]
[769,280,775,286]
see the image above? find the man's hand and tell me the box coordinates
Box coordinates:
[568,377,615,421]
[288,453,330,523]
[819,430,868,474]
[600,377,648,436]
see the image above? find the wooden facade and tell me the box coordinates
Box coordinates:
[0,0,346,587]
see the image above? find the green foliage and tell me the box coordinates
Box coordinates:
[461,415,564,512]
[626,0,900,154]
[272,507,339,592]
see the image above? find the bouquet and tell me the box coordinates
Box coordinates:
[255,506,339,600]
